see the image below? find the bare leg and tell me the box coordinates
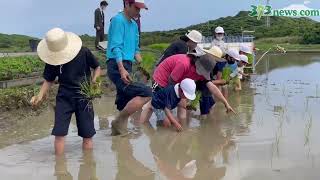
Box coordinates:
[112,96,151,136]
[177,99,187,121]
[55,136,65,155]
[139,101,153,124]
[235,78,242,91]
[222,85,229,99]
[83,138,93,150]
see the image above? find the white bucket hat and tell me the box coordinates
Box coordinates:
[240,44,253,54]
[215,26,225,34]
[202,46,225,62]
[37,28,82,66]
[180,78,196,100]
[239,54,249,64]
[186,30,202,43]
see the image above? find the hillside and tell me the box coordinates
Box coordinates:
[0,33,38,52]
[1,11,319,52]
[141,11,320,45]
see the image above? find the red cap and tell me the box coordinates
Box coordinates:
[126,0,148,10]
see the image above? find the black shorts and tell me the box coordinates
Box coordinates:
[107,59,152,111]
[52,94,96,138]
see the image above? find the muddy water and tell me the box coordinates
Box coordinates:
[1,53,320,180]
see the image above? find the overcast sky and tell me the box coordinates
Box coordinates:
[0,0,319,38]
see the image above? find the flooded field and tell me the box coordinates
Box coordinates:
[0,53,320,180]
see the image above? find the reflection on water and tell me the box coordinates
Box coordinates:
[1,53,320,179]
[112,136,155,180]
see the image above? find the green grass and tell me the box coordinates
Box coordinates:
[256,43,320,52]
[0,33,37,53]
[255,37,320,52]
[140,51,158,75]
[147,43,169,52]
[0,44,159,82]
[0,56,44,81]
[92,51,107,69]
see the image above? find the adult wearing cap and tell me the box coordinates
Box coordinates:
[211,26,227,54]
[94,1,108,49]
[30,28,102,155]
[107,0,151,136]
[239,44,254,65]
[152,54,234,126]
[156,30,203,66]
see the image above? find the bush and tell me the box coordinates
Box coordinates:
[302,24,320,44]
[0,56,44,81]
[0,86,39,111]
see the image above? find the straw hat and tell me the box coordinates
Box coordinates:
[37,28,82,66]
[202,46,225,62]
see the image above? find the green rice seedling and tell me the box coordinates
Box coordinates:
[79,76,103,102]
[186,91,201,111]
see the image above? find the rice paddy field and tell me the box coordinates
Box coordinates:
[0,52,319,179]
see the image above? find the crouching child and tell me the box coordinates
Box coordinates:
[140,78,196,131]
[30,28,101,155]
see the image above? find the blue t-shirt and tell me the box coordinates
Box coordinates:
[107,12,140,62]
[211,62,237,79]
[212,62,227,77]
[151,85,181,110]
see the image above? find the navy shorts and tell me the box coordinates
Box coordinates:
[52,93,96,138]
[107,59,152,111]
[197,81,215,115]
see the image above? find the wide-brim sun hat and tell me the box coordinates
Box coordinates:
[186,30,203,43]
[37,28,82,66]
[202,46,226,62]
[195,54,217,80]
[180,78,197,100]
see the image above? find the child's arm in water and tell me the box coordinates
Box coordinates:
[206,81,236,114]
[30,80,53,106]
[164,108,183,132]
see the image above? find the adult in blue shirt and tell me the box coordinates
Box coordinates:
[107,0,152,136]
